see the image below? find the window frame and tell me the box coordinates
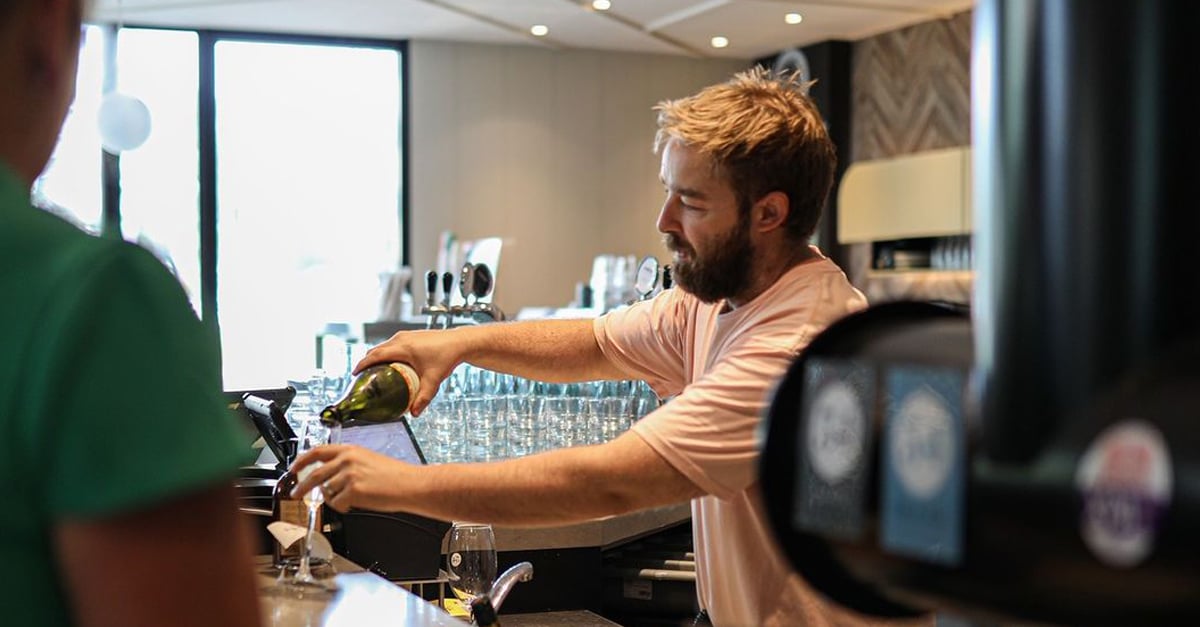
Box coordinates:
[100,25,410,356]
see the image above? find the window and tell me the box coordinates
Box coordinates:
[38,27,406,390]
[117,28,202,312]
[214,39,401,389]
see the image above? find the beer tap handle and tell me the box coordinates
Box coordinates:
[441,272,455,328]
[441,272,454,307]
[424,270,438,308]
[422,270,440,329]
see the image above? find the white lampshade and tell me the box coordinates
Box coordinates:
[97,92,151,153]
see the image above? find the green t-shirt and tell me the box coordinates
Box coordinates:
[0,166,252,626]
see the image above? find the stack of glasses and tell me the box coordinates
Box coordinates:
[410,364,662,464]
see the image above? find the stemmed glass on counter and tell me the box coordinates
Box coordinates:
[270,418,340,598]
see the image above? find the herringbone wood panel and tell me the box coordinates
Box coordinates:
[851,11,971,163]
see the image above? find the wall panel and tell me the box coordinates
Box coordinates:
[409,41,745,312]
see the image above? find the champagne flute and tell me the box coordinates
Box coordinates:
[446,522,497,609]
[274,419,338,597]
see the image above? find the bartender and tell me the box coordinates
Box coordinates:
[295,69,926,627]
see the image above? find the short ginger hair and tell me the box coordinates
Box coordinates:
[653,67,836,242]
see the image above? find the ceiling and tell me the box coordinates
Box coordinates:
[90,0,974,60]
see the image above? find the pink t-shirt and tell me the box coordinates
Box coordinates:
[595,250,919,627]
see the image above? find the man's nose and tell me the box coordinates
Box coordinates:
[656,197,679,234]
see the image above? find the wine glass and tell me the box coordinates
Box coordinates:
[272,419,339,598]
[446,522,497,609]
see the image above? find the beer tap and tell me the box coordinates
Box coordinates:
[440,271,455,329]
[464,263,505,322]
[630,256,661,304]
[421,270,447,329]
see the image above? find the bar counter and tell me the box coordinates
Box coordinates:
[257,556,621,627]
[492,503,690,551]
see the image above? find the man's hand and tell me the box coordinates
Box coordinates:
[354,329,467,416]
[291,444,411,513]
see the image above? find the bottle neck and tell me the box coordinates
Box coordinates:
[319,406,339,425]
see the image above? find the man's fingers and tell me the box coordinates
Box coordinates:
[325,484,355,512]
[412,392,435,417]
[326,495,351,513]
[291,466,331,499]
[293,444,343,467]
[290,448,346,497]
[352,353,378,375]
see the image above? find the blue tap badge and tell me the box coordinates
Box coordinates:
[793,358,875,540]
[880,366,966,566]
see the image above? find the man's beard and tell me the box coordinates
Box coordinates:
[665,214,754,304]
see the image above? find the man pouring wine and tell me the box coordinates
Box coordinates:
[292,68,928,627]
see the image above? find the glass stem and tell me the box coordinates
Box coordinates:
[296,502,319,583]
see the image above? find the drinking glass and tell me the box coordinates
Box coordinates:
[446,522,497,608]
[506,394,540,458]
[464,396,507,462]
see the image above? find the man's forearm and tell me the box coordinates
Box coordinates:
[455,318,624,383]
[396,449,630,525]
[387,435,701,526]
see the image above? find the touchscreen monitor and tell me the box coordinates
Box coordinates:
[338,419,427,465]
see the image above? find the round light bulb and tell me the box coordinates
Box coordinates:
[531,24,549,37]
[710,36,729,49]
[785,13,804,25]
[97,92,152,153]
[592,0,611,10]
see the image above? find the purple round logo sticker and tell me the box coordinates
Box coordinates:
[1075,420,1172,568]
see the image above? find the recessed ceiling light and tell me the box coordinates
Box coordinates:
[592,0,611,10]
[785,13,803,25]
[531,24,549,36]
[710,36,729,49]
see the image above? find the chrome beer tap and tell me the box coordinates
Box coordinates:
[421,270,447,329]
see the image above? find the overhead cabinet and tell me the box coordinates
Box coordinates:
[837,146,972,243]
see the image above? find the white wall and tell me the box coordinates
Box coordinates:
[408,40,747,312]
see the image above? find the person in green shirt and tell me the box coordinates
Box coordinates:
[0,1,261,625]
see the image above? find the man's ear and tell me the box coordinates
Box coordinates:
[752,191,791,234]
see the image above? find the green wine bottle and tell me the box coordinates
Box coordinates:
[319,363,420,425]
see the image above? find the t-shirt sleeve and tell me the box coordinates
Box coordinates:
[631,335,798,500]
[31,243,251,518]
[593,289,691,397]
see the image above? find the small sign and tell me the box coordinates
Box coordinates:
[880,366,965,566]
[793,358,874,540]
[1076,420,1172,568]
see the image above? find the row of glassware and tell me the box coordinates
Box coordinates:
[413,363,662,463]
